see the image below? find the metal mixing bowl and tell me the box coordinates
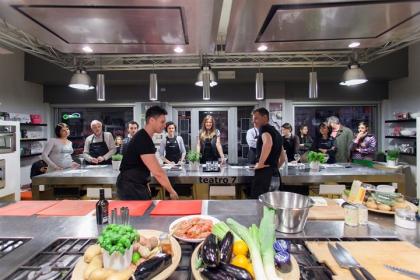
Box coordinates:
[258,191,314,233]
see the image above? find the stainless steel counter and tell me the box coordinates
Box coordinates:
[32,164,404,187]
[0,200,418,279]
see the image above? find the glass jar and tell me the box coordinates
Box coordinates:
[344,204,359,227]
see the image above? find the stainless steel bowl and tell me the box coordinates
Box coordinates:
[258,191,313,233]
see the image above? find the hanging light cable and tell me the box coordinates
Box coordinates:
[149,65,158,101]
[255,64,264,100]
[96,57,105,101]
[309,59,318,99]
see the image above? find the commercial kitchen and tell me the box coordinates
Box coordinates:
[1,1,420,280]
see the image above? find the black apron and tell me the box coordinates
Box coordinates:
[283,136,296,162]
[248,128,259,164]
[165,136,181,163]
[200,136,219,164]
[116,168,151,200]
[250,166,281,199]
[88,133,111,164]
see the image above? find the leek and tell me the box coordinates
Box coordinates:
[227,218,267,280]
[212,221,241,241]
[259,206,282,280]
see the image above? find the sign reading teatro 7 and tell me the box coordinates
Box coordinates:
[199,177,237,185]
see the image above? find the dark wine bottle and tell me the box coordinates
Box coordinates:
[96,189,109,225]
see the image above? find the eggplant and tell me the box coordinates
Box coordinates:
[200,267,236,280]
[219,263,253,280]
[219,231,234,263]
[134,253,172,280]
[200,234,220,267]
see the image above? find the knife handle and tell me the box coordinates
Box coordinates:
[350,267,365,280]
[359,267,376,280]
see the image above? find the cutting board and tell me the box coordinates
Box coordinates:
[0,201,59,216]
[306,241,420,280]
[36,200,96,216]
[150,200,202,216]
[307,199,345,220]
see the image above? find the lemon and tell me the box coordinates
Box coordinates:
[231,254,250,270]
[233,240,249,256]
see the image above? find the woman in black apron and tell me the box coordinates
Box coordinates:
[159,122,186,164]
[88,133,112,164]
[196,115,225,164]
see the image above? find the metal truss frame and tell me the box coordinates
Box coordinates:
[1,19,420,72]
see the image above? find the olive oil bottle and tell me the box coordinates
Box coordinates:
[96,189,109,224]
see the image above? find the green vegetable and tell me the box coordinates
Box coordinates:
[112,154,123,161]
[212,222,241,242]
[227,218,267,280]
[308,151,327,163]
[249,224,260,253]
[132,251,141,264]
[386,149,399,161]
[97,224,139,255]
[259,207,280,280]
[186,150,201,163]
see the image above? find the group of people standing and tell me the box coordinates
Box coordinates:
[247,116,377,165]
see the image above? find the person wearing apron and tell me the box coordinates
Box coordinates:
[117,106,178,200]
[250,108,286,199]
[83,120,116,165]
[196,115,225,164]
[246,126,259,164]
[281,123,300,162]
[159,122,186,164]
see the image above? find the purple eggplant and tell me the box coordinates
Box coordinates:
[219,263,253,280]
[200,234,220,267]
[200,267,236,280]
[219,231,234,263]
[134,253,172,280]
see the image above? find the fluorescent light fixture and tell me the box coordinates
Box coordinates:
[339,64,368,86]
[257,45,268,52]
[174,46,184,53]
[195,66,217,87]
[308,72,318,99]
[348,42,360,48]
[69,69,93,90]
[82,46,93,53]
[96,74,105,101]
[202,71,211,100]
[149,73,158,101]
[255,72,264,100]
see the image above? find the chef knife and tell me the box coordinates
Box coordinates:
[384,264,420,279]
[335,243,376,280]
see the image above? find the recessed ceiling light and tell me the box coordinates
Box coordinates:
[82,46,93,53]
[174,46,184,53]
[257,45,268,52]
[348,42,360,48]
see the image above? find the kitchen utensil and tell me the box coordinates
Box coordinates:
[110,208,116,224]
[336,243,376,280]
[384,265,420,279]
[328,243,365,280]
[258,191,313,233]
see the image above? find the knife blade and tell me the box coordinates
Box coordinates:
[336,243,376,280]
[328,243,365,280]
[384,265,420,279]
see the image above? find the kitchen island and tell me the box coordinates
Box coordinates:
[31,164,406,199]
[0,200,418,280]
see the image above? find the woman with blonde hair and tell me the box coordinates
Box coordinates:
[196,115,225,164]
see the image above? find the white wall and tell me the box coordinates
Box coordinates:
[388,42,420,197]
[0,49,45,187]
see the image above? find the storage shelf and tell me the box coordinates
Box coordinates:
[20,153,42,158]
[20,138,47,142]
[20,123,47,126]
[385,135,416,139]
[385,119,416,123]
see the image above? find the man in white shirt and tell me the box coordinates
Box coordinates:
[246,125,259,164]
[83,120,116,164]
[121,120,139,156]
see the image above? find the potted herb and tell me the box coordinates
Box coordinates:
[386,149,400,167]
[111,154,123,170]
[307,151,327,172]
[186,150,201,171]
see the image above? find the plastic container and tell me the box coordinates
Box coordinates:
[395,208,417,229]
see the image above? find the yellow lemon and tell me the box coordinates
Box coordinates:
[231,254,249,270]
[233,240,249,257]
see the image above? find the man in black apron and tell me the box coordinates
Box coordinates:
[246,126,259,164]
[117,106,178,200]
[250,107,286,199]
[83,120,116,164]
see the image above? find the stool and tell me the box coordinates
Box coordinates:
[209,186,236,200]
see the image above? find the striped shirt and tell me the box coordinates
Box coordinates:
[351,134,377,160]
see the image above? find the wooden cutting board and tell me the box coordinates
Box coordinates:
[308,199,345,220]
[306,241,420,280]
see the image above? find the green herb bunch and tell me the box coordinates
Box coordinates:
[307,151,327,163]
[386,149,400,161]
[98,224,139,255]
[186,150,201,163]
[112,154,123,161]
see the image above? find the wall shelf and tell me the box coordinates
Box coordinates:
[385,135,416,139]
[21,138,47,142]
[385,119,416,123]
[20,153,42,158]
[20,123,47,126]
